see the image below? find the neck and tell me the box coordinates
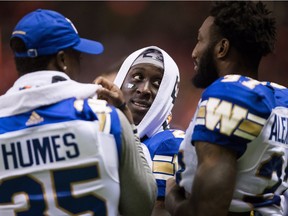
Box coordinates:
[218,59,258,80]
[218,46,260,80]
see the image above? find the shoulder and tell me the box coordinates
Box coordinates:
[145,129,185,144]
[262,81,288,107]
[202,75,275,117]
[193,75,276,156]
[144,129,184,158]
[74,98,113,114]
[74,98,124,134]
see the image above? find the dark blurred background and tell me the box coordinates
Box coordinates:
[1,1,288,129]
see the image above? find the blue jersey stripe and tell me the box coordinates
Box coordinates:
[0,98,98,135]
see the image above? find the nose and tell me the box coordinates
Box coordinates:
[136,80,152,96]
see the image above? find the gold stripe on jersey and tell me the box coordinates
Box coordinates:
[238,119,263,137]
[197,106,205,118]
[195,98,266,140]
[153,161,174,175]
[152,155,178,177]
[97,113,107,132]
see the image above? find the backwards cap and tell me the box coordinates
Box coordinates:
[131,48,164,69]
[11,9,104,58]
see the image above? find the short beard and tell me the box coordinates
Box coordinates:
[192,44,219,89]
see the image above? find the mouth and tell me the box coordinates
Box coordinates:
[130,99,151,111]
[193,61,198,72]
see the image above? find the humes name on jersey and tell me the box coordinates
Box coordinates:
[1,133,79,170]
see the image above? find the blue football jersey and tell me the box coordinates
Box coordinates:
[193,75,276,157]
[178,75,288,215]
[142,129,184,198]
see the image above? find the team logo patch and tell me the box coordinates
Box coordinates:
[26,111,44,126]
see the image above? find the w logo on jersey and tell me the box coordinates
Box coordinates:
[196,97,265,140]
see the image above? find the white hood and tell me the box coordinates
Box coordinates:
[114,46,180,139]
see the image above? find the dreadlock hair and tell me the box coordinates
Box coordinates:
[10,37,56,76]
[210,1,276,68]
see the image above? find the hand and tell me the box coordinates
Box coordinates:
[166,177,177,196]
[94,76,125,107]
[165,178,186,216]
[93,76,134,124]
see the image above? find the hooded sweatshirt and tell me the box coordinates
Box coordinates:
[114,46,180,139]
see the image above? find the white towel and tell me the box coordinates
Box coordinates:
[0,71,99,117]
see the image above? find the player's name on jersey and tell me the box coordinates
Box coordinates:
[269,113,288,145]
[1,133,80,170]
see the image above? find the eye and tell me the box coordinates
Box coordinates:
[153,79,161,88]
[133,74,143,81]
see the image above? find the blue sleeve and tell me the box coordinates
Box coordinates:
[192,76,275,157]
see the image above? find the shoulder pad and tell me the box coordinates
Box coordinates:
[74,98,112,114]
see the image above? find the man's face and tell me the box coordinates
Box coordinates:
[192,16,219,88]
[121,63,163,125]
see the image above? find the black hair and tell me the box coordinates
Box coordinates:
[10,37,56,75]
[210,1,276,66]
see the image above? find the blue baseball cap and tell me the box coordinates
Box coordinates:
[11,9,104,58]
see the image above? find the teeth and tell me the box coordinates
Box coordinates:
[134,102,148,108]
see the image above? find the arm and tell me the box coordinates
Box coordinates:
[94,76,134,124]
[175,141,237,216]
[117,110,157,216]
[165,177,186,215]
[151,200,171,216]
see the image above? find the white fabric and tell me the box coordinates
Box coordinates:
[114,46,180,139]
[131,49,164,69]
[0,71,99,117]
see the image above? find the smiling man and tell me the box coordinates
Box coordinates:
[114,47,184,216]
[120,49,164,125]
[95,46,185,216]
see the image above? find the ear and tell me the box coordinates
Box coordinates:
[215,38,229,58]
[55,50,67,72]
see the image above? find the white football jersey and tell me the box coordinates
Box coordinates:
[0,98,121,216]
